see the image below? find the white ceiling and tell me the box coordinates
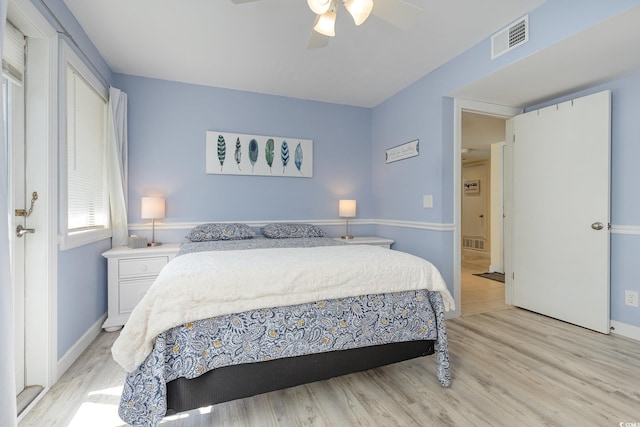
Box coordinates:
[451,5,640,108]
[62,0,546,108]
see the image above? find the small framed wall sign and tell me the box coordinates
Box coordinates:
[206,131,313,178]
[464,180,480,194]
[386,139,419,164]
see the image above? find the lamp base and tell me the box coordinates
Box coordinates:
[147,242,162,247]
[341,235,354,240]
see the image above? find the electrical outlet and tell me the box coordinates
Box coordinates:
[625,290,639,307]
[423,195,433,208]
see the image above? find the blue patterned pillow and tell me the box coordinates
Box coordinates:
[261,223,326,239]
[186,223,256,242]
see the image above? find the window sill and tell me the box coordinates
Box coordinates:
[58,228,112,251]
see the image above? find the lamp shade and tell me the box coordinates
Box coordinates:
[344,0,374,25]
[313,10,337,37]
[141,197,165,219]
[339,199,357,218]
[307,0,331,15]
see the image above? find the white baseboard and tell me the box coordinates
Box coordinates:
[489,264,504,273]
[16,386,50,424]
[57,313,107,379]
[611,320,640,341]
[462,248,490,258]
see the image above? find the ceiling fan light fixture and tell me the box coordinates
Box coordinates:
[343,0,373,26]
[313,10,337,37]
[307,0,332,15]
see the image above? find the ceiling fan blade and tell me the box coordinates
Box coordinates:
[307,28,330,49]
[372,0,423,29]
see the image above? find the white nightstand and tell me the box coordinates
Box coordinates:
[333,236,394,249]
[102,243,181,331]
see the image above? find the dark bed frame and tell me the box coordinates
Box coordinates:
[166,339,435,414]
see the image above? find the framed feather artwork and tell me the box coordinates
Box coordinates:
[206,131,313,178]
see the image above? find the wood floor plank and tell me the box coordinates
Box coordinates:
[19,308,640,427]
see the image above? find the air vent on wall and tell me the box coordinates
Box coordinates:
[463,238,485,251]
[491,15,529,59]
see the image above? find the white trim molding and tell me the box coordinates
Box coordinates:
[129,219,455,232]
[611,320,640,342]
[9,0,60,391]
[374,219,455,231]
[129,219,354,231]
[452,98,523,320]
[611,225,640,235]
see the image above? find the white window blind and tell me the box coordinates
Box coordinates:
[66,65,109,232]
[2,20,25,85]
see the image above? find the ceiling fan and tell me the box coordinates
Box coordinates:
[230,0,423,49]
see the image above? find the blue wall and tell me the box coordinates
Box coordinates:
[33,0,111,85]
[57,240,110,358]
[46,0,640,359]
[371,0,640,328]
[111,74,373,228]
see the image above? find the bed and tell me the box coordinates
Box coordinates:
[112,224,455,427]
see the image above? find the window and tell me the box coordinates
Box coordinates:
[60,43,110,249]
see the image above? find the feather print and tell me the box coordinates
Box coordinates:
[294,143,303,174]
[234,138,242,170]
[249,139,259,172]
[265,138,275,173]
[281,141,289,173]
[217,135,226,171]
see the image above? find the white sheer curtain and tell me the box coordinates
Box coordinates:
[106,87,129,247]
[0,2,19,426]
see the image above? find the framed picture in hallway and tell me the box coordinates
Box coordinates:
[464,180,480,194]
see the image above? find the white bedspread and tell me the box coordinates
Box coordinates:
[112,245,454,372]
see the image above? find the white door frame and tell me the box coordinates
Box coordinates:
[453,99,522,317]
[7,71,26,395]
[8,0,58,394]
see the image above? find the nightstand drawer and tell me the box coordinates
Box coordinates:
[103,243,181,331]
[119,256,169,279]
[119,278,155,313]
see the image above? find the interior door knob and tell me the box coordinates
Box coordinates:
[591,222,604,230]
[16,224,35,237]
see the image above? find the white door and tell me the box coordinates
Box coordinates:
[4,74,26,394]
[511,90,610,334]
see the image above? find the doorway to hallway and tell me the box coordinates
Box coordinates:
[460,110,509,315]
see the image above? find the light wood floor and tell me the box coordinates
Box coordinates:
[19,308,640,427]
[461,252,509,316]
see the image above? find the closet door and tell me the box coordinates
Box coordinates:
[512,90,610,334]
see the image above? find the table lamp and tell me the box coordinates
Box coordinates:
[141,197,165,246]
[339,199,356,239]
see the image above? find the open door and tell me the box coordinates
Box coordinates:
[510,90,610,334]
